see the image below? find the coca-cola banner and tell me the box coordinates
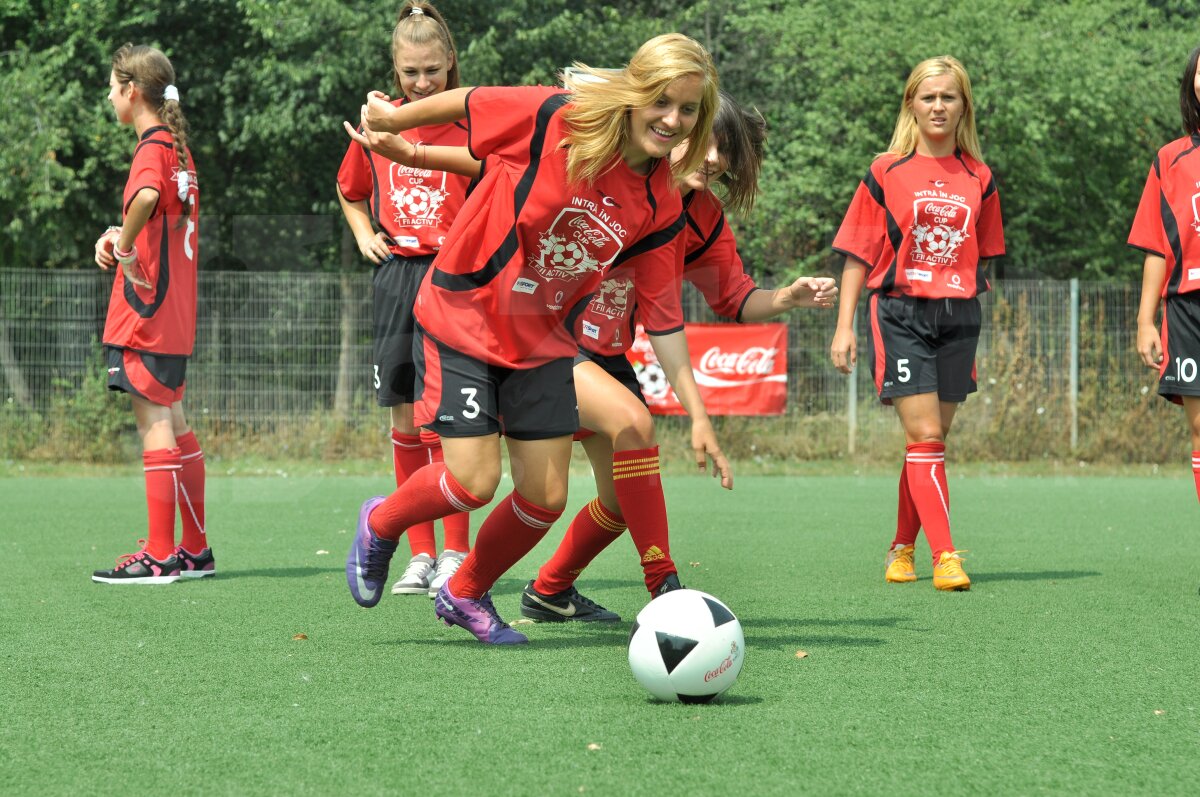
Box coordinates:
[627,323,788,415]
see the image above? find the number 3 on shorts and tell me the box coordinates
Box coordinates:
[896,358,911,383]
[461,387,481,419]
[373,365,381,390]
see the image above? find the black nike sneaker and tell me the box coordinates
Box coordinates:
[519,580,621,623]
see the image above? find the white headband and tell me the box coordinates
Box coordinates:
[163,84,180,102]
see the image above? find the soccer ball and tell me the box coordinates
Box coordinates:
[628,589,744,703]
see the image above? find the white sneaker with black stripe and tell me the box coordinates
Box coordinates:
[390,553,435,595]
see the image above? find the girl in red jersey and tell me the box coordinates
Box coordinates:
[92,44,209,584]
[337,2,475,599]
[1132,45,1200,509]
[518,92,838,623]
[344,33,726,645]
[829,56,1004,591]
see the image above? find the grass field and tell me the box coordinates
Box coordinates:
[2,468,1198,795]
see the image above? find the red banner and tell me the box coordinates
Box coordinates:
[626,323,788,415]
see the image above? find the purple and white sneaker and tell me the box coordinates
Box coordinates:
[435,582,528,645]
[346,497,395,608]
[175,545,215,578]
[92,544,181,585]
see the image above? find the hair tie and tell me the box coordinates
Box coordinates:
[408,6,425,15]
[163,84,180,102]
[176,169,190,201]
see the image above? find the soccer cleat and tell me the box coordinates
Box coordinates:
[346,496,396,608]
[391,553,435,595]
[885,544,917,583]
[434,582,528,645]
[92,543,181,585]
[519,580,621,623]
[652,572,683,598]
[933,550,971,591]
[426,549,467,598]
[175,545,216,578]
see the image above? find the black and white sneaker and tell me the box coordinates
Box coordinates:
[652,573,683,598]
[92,545,181,585]
[519,580,621,623]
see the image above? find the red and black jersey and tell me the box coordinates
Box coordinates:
[832,150,1004,299]
[1129,133,1200,297]
[414,86,685,369]
[577,188,757,357]
[102,125,199,356]
[337,98,474,258]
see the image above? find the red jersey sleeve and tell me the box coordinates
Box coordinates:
[831,160,888,267]
[466,86,569,164]
[1128,156,1166,256]
[632,212,688,336]
[975,166,1006,259]
[124,142,169,217]
[684,211,757,321]
[336,140,372,202]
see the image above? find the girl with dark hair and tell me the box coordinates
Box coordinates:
[344,33,725,645]
[1131,45,1200,510]
[337,1,476,599]
[92,44,209,583]
[829,56,1004,591]
[518,92,837,623]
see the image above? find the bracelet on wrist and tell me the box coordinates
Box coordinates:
[114,243,137,266]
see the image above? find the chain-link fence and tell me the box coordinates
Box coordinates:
[0,268,1178,462]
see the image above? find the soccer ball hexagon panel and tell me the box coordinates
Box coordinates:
[627,589,744,703]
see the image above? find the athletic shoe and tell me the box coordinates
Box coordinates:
[92,543,181,585]
[884,544,917,583]
[426,549,467,598]
[933,550,971,591]
[391,553,435,595]
[434,582,528,645]
[519,580,621,623]
[346,496,396,608]
[652,572,683,597]
[175,545,216,578]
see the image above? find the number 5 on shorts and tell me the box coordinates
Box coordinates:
[896,358,911,383]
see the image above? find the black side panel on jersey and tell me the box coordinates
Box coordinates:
[1163,189,1186,297]
[363,139,383,224]
[433,93,571,292]
[684,212,723,266]
[864,168,905,293]
[123,214,171,319]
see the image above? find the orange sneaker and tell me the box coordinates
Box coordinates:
[884,544,917,583]
[933,551,971,591]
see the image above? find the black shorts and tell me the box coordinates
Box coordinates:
[867,293,981,405]
[413,324,578,440]
[372,254,435,407]
[105,346,187,406]
[573,347,646,405]
[1159,293,1200,405]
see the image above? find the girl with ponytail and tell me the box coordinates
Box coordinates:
[92,43,211,584]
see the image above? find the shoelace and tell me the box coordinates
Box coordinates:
[435,554,463,580]
[476,593,512,629]
[399,557,431,581]
[564,587,607,611]
[363,536,393,581]
[939,551,967,575]
[113,540,151,570]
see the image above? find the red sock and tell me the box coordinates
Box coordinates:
[368,463,486,543]
[422,430,471,552]
[612,446,675,593]
[450,492,562,599]
[175,431,207,554]
[534,498,626,595]
[391,429,436,557]
[1192,452,1200,503]
[143,448,181,560]
[905,442,954,563]
[891,462,920,548]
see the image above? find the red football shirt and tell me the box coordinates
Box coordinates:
[578,188,757,357]
[337,98,473,257]
[832,150,1004,299]
[414,86,685,368]
[1128,133,1200,297]
[102,126,199,356]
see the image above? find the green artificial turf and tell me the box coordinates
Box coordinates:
[2,470,1198,795]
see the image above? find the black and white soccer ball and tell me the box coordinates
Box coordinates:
[628,589,744,703]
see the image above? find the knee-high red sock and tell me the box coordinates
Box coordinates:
[891,462,920,548]
[450,492,562,599]
[422,429,470,552]
[175,431,207,554]
[143,448,181,560]
[1192,452,1200,503]
[368,462,486,543]
[612,446,675,593]
[534,498,626,594]
[391,429,436,557]
[905,442,954,563]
